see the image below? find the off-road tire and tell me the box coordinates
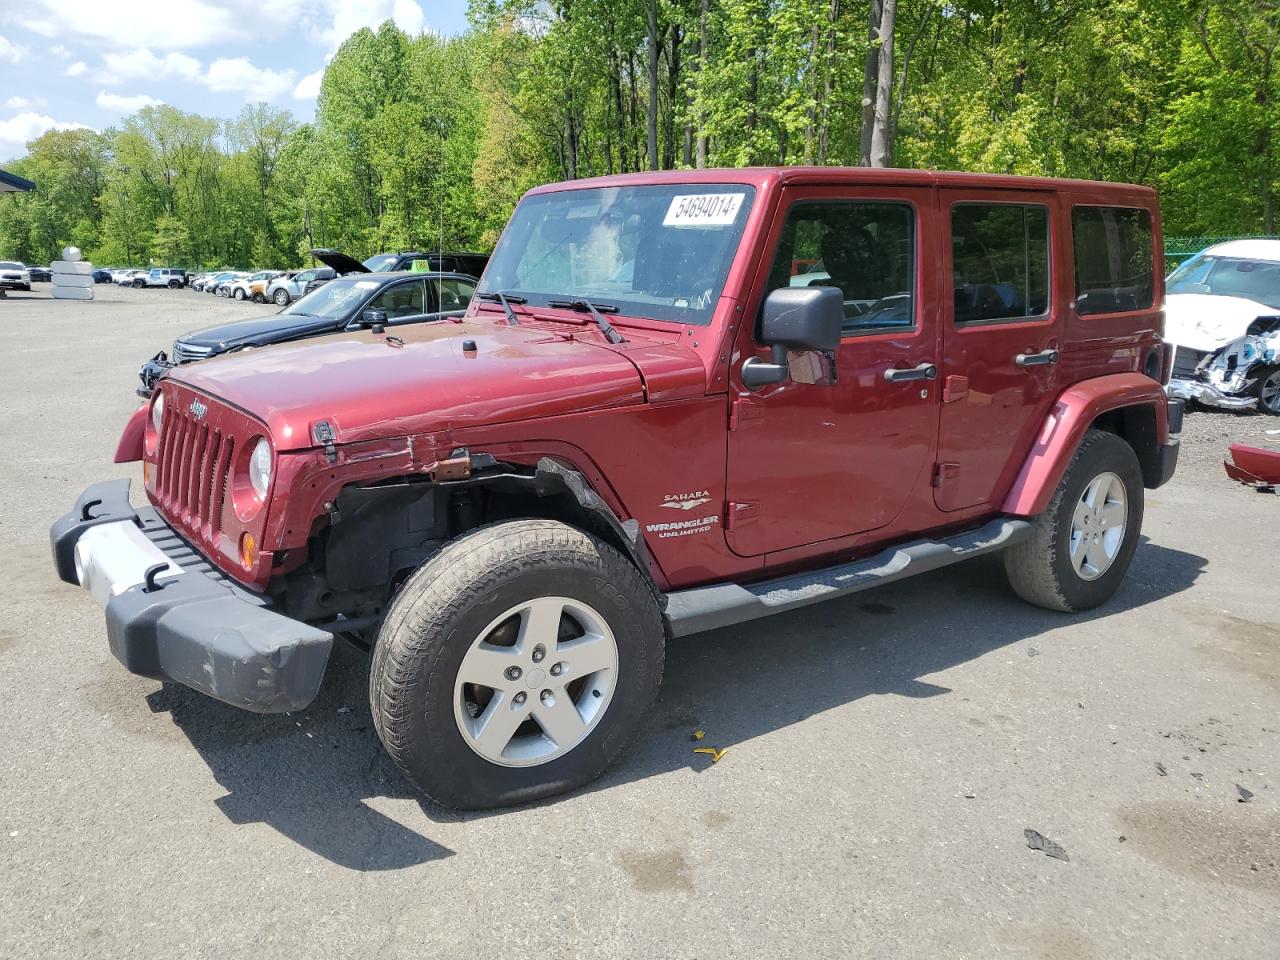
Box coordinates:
[273,288,290,306]
[1250,365,1280,415]
[369,519,664,809]
[168,280,180,289]
[1003,429,1144,612]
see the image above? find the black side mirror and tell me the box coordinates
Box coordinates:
[361,308,388,334]
[741,287,844,390]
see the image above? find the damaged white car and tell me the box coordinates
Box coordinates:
[1165,239,1280,413]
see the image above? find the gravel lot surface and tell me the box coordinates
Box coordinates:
[1,284,1278,959]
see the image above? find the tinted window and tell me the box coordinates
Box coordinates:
[1072,206,1154,315]
[951,204,1049,323]
[1167,254,1280,309]
[368,280,426,317]
[766,201,915,333]
[434,277,475,311]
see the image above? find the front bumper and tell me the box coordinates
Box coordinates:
[50,479,333,713]
[1167,376,1258,410]
[0,278,30,289]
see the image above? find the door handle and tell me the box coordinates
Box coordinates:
[1015,349,1059,367]
[883,362,938,383]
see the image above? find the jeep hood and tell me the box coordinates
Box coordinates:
[1165,293,1278,351]
[169,320,648,448]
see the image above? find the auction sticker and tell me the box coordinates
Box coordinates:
[664,193,745,227]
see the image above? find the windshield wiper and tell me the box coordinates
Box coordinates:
[548,298,626,344]
[476,290,525,326]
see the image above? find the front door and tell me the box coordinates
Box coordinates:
[934,190,1063,512]
[725,187,942,557]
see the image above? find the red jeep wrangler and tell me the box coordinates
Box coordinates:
[52,168,1181,809]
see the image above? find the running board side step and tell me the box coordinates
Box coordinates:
[662,517,1033,638]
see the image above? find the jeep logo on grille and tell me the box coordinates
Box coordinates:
[188,398,208,420]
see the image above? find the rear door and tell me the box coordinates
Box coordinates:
[724,185,942,556]
[934,189,1063,512]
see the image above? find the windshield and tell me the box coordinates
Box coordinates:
[283,276,378,319]
[479,183,756,326]
[363,254,398,272]
[1168,253,1280,308]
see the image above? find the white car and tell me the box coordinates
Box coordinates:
[141,268,186,289]
[1165,239,1280,414]
[0,260,31,291]
[227,270,283,302]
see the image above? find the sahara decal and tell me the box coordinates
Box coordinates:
[660,490,712,511]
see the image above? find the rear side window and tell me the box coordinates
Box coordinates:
[766,201,916,333]
[950,204,1049,323]
[434,277,475,311]
[1072,206,1154,315]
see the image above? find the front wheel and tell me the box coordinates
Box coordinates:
[370,519,664,809]
[233,288,246,301]
[1003,429,1144,612]
[1251,365,1280,415]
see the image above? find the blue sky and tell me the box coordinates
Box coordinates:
[0,0,470,160]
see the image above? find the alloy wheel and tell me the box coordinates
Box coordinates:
[453,596,618,767]
[1069,471,1127,581]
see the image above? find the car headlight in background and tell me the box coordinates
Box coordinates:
[249,436,272,499]
[151,390,165,431]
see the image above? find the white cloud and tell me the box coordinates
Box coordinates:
[0,113,93,160]
[66,61,88,77]
[96,49,202,86]
[292,68,324,100]
[4,96,45,110]
[203,57,296,101]
[314,0,428,51]
[95,92,164,112]
[28,0,239,50]
[50,45,74,58]
[0,35,27,63]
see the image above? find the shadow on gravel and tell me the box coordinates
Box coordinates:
[148,536,1204,865]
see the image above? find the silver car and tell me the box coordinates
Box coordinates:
[265,266,335,306]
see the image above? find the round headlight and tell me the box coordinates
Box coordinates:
[151,390,165,431]
[249,436,272,499]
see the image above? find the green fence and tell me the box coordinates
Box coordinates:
[1164,234,1280,264]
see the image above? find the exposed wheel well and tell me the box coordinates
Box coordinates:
[273,458,654,628]
[1088,403,1163,487]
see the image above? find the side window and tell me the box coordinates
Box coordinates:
[368,280,426,317]
[434,277,475,312]
[950,204,1049,324]
[1072,206,1154,315]
[765,201,916,333]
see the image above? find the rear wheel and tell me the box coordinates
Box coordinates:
[370,519,664,809]
[273,288,290,306]
[1004,429,1144,612]
[1251,365,1280,415]
[168,279,180,289]
[233,287,246,301]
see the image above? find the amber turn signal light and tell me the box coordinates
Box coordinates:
[239,532,257,570]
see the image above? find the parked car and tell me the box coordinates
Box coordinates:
[1164,239,1280,414]
[205,271,243,295]
[265,267,334,306]
[27,264,52,282]
[92,269,113,283]
[115,269,147,287]
[142,268,187,289]
[0,261,30,290]
[310,248,490,280]
[228,270,284,302]
[137,271,477,396]
[54,168,1180,811]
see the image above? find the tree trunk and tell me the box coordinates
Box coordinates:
[696,0,709,168]
[868,0,897,168]
[665,24,681,169]
[646,0,660,170]
[817,0,838,164]
[859,0,883,165]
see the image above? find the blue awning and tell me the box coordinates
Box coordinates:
[0,168,35,193]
